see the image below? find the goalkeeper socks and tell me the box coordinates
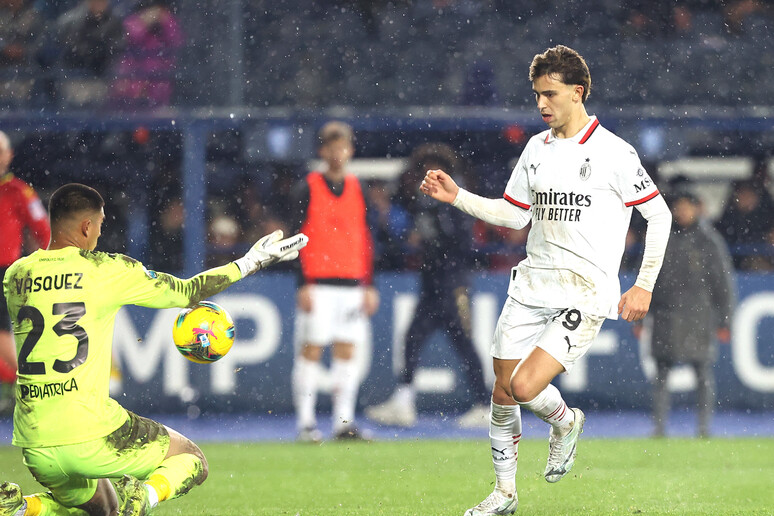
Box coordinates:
[22,493,87,515]
[292,356,320,430]
[148,453,205,500]
[489,402,520,494]
[520,383,574,435]
[331,357,359,432]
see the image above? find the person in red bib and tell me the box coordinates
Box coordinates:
[0,131,51,396]
[290,121,379,442]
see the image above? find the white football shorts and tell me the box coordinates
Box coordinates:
[491,296,606,372]
[294,284,369,347]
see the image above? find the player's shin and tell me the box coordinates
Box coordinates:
[145,453,206,502]
[331,357,359,433]
[520,383,574,434]
[489,402,520,495]
[292,356,321,432]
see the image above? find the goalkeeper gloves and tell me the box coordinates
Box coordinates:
[234,230,309,277]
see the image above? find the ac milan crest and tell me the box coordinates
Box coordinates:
[579,158,591,181]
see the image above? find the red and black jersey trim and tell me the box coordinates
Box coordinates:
[544,118,601,144]
[578,118,600,144]
[504,193,530,209]
[625,190,660,207]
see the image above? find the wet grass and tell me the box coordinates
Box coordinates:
[2,438,773,515]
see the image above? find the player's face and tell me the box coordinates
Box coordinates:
[533,74,582,131]
[85,209,105,251]
[319,139,354,170]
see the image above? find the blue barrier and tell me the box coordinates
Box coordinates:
[113,272,774,414]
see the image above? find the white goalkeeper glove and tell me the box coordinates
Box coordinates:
[234,230,309,277]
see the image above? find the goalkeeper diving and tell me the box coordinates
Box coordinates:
[0,183,307,516]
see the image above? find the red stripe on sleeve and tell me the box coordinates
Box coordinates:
[504,193,530,210]
[625,190,660,207]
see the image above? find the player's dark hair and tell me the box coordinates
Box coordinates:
[530,45,592,102]
[318,121,354,147]
[49,183,104,225]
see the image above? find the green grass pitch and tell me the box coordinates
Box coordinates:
[2,438,773,515]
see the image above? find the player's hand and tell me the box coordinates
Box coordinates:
[420,169,459,204]
[235,230,309,277]
[363,286,380,316]
[618,285,651,322]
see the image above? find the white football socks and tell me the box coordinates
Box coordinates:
[392,383,416,407]
[331,357,360,433]
[145,484,159,508]
[489,402,521,495]
[520,383,575,435]
[292,356,320,430]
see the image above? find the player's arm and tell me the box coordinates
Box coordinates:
[124,231,308,309]
[618,195,671,321]
[420,169,532,230]
[19,185,51,249]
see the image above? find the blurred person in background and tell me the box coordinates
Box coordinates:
[0,131,50,414]
[642,186,735,438]
[364,179,411,271]
[0,0,42,67]
[206,214,241,269]
[365,143,492,429]
[111,0,182,107]
[57,0,124,76]
[715,177,774,270]
[290,121,379,442]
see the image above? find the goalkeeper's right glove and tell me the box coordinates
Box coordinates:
[234,230,309,277]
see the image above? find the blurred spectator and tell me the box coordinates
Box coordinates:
[724,0,774,34]
[111,0,183,107]
[148,196,183,272]
[644,187,735,437]
[715,177,774,270]
[365,179,412,270]
[57,0,124,76]
[365,142,491,429]
[460,60,499,106]
[0,0,42,67]
[622,0,697,37]
[206,213,240,268]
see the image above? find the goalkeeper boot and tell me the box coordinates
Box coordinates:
[0,483,24,516]
[463,489,518,516]
[116,475,152,516]
[365,396,416,427]
[544,407,585,483]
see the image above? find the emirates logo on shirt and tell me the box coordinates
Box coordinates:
[531,189,592,222]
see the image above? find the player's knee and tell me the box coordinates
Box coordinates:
[509,378,535,404]
[300,345,322,361]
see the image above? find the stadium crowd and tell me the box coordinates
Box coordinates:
[0,0,773,108]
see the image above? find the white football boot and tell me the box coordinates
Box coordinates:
[544,407,585,483]
[463,489,517,516]
[364,394,416,427]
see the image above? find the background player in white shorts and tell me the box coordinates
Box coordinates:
[290,121,379,442]
[420,45,672,516]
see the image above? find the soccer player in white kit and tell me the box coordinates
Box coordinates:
[420,45,672,515]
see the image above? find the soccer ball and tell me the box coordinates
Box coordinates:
[172,301,235,364]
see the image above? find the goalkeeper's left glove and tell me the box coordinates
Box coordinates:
[234,230,309,277]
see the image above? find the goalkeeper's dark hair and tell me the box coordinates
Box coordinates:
[49,183,104,225]
[530,45,591,102]
[318,121,354,147]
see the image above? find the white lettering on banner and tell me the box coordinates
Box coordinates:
[113,307,190,396]
[733,293,774,392]
[390,293,499,394]
[561,330,618,391]
[210,294,282,394]
[472,293,498,387]
[113,294,286,396]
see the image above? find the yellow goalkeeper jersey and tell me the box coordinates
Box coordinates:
[2,246,241,448]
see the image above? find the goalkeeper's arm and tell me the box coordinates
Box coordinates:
[234,230,309,278]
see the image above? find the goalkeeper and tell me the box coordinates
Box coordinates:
[0,183,307,516]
